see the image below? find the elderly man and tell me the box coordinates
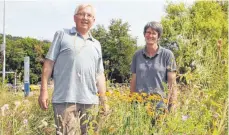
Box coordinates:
[130,21,177,112]
[38,4,107,135]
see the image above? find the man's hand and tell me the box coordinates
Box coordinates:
[96,73,110,115]
[99,96,110,115]
[38,90,49,111]
[38,59,54,111]
[169,103,177,112]
[103,103,110,115]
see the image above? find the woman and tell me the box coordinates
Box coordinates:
[130,21,177,111]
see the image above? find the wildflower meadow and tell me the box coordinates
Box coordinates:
[0,81,228,135]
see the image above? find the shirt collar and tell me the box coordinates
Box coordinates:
[142,45,162,59]
[69,27,95,42]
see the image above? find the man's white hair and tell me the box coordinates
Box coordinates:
[74,4,96,18]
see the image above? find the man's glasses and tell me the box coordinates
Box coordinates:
[76,12,94,19]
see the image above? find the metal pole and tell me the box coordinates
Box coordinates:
[2,0,6,83]
[14,72,17,92]
[24,57,30,97]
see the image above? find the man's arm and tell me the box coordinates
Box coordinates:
[38,59,54,110]
[167,72,177,112]
[130,73,136,94]
[97,73,106,97]
[96,73,109,112]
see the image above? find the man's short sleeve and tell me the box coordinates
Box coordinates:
[46,31,63,61]
[97,57,104,75]
[96,44,104,75]
[166,51,176,72]
[131,52,137,73]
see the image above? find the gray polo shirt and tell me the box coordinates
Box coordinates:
[46,27,104,104]
[131,46,176,98]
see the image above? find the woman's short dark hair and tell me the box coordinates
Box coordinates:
[143,21,163,38]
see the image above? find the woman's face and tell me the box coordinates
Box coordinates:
[144,27,159,45]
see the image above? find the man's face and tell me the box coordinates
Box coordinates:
[74,6,95,33]
[144,28,159,45]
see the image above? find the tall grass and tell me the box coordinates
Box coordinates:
[0,83,227,135]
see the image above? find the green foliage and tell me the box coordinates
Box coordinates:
[161,1,228,134]
[161,1,228,85]
[0,90,55,135]
[91,19,137,83]
[0,34,50,84]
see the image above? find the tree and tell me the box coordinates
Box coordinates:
[161,1,228,134]
[0,34,51,84]
[161,1,228,86]
[92,19,137,83]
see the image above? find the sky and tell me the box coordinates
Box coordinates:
[0,0,194,46]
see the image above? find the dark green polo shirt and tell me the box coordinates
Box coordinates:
[131,46,176,98]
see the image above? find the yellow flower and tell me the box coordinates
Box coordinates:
[141,92,148,97]
[163,99,168,104]
[158,114,166,120]
[133,92,139,97]
[127,96,134,102]
[114,91,121,97]
[147,95,156,101]
[136,95,143,103]
[154,95,162,101]
[109,127,115,133]
[145,102,152,110]
[105,91,111,97]
[147,110,154,116]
